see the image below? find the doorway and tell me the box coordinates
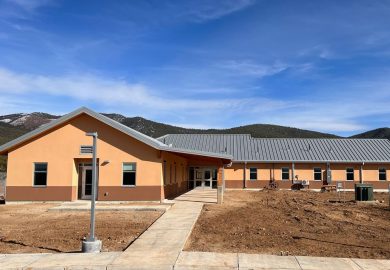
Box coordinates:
[190,167,217,189]
[81,166,93,199]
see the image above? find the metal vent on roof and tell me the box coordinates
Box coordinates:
[80,145,93,154]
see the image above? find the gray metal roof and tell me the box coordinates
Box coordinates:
[0,108,232,161]
[158,134,390,163]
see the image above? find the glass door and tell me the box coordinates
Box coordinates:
[195,169,203,188]
[204,170,212,188]
[82,166,93,199]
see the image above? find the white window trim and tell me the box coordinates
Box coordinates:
[122,162,137,187]
[281,167,290,181]
[313,168,322,181]
[346,167,354,181]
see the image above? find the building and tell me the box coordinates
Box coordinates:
[0,107,389,201]
[159,134,390,190]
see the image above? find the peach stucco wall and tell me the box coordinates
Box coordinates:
[224,162,390,189]
[161,151,189,199]
[6,113,174,200]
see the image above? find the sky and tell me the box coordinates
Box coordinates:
[0,0,390,136]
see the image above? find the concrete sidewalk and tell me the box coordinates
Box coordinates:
[1,195,389,269]
[108,201,204,269]
[175,251,390,270]
[49,201,171,212]
[1,250,389,269]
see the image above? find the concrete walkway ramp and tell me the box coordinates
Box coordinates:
[174,188,217,204]
[108,201,203,269]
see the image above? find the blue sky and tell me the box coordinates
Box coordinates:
[0,0,390,136]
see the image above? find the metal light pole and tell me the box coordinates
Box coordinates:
[82,132,102,253]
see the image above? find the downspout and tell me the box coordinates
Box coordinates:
[359,162,364,184]
[243,161,247,189]
[326,162,332,185]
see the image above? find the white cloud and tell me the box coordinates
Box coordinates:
[5,0,53,12]
[0,67,288,113]
[217,60,288,78]
[0,67,389,135]
[187,0,255,22]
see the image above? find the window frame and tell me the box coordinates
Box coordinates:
[33,162,48,187]
[249,167,257,181]
[346,167,354,181]
[313,167,322,181]
[281,167,290,181]
[122,162,137,187]
[379,168,387,181]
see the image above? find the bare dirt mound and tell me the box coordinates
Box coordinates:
[185,190,390,259]
[0,203,161,253]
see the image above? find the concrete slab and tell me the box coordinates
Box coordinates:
[110,200,203,269]
[108,264,173,270]
[25,252,120,270]
[352,258,390,270]
[0,253,48,270]
[174,189,217,204]
[49,201,170,212]
[108,253,179,269]
[175,251,238,270]
[296,256,361,270]
[138,227,189,240]
[238,253,301,269]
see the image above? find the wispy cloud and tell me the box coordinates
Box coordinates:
[1,66,389,134]
[217,60,288,78]
[0,0,55,19]
[185,0,256,22]
[0,67,289,114]
[5,0,53,12]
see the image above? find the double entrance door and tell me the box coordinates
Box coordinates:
[190,167,217,189]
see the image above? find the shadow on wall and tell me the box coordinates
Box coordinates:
[0,172,6,195]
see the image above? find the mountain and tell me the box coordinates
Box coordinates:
[0,122,29,171]
[0,112,60,130]
[351,128,390,140]
[0,110,388,171]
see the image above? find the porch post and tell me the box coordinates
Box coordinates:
[292,162,295,182]
[359,163,364,184]
[217,165,224,204]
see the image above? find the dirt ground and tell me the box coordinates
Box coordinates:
[185,190,390,259]
[0,203,162,253]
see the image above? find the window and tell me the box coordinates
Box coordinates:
[123,163,136,186]
[314,168,322,181]
[379,168,387,181]
[346,168,354,181]
[281,167,290,180]
[34,163,47,186]
[249,168,257,180]
[212,169,218,180]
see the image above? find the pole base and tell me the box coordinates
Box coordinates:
[82,239,102,253]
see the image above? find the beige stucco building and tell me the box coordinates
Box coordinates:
[0,107,389,201]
